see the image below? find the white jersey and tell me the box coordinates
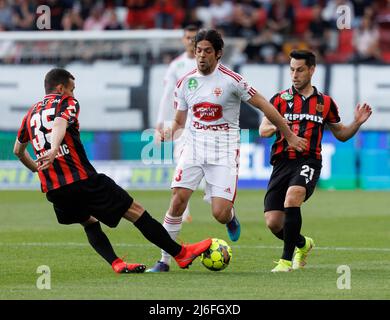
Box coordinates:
[157,52,197,124]
[174,63,257,165]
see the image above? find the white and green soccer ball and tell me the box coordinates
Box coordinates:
[200,238,232,271]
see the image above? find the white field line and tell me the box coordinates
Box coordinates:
[1,242,390,252]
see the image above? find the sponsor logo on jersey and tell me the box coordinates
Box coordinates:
[188,78,198,91]
[288,102,294,109]
[213,87,223,97]
[316,103,324,112]
[193,102,223,121]
[192,121,229,131]
[284,113,323,124]
[281,92,293,101]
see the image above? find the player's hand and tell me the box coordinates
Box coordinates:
[154,128,163,145]
[354,103,372,125]
[36,150,57,171]
[286,135,308,153]
[161,128,172,142]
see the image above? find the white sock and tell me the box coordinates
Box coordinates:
[182,203,190,221]
[161,212,183,265]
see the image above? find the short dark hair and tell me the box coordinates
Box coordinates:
[184,24,199,33]
[195,29,224,57]
[44,68,75,94]
[289,50,316,67]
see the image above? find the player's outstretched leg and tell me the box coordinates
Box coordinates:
[293,236,315,270]
[83,219,146,274]
[125,201,211,271]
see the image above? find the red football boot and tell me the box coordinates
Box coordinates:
[174,238,212,269]
[112,258,146,274]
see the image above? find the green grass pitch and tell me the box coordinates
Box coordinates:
[0,189,389,300]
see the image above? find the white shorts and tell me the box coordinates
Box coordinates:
[171,161,239,203]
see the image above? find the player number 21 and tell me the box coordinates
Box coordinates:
[30,109,55,151]
[300,165,314,181]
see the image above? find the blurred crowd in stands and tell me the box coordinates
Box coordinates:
[0,0,389,64]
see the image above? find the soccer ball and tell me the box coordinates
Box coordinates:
[200,238,232,271]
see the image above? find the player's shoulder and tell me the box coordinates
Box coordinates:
[170,52,187,66]
[274,88,293,100]
[175,68,198,89]
[60,95,79,105]
[217,64,243,83]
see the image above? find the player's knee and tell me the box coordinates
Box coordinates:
[264,214,283,233]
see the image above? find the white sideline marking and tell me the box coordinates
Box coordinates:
[1,242,390,252]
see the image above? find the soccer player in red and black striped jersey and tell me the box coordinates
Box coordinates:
[259,50,372,272]
[13,68,212,274]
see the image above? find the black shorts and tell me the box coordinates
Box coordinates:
[264,157,322,212]
[46,174,133,227]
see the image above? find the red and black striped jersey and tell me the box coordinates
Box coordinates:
[269,86,340,163]
[17,94,96,193]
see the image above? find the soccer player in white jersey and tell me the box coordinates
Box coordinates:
[155,25,198,225]
[147,29,307,272]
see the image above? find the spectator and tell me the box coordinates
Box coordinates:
[104,8,123,30]
[244,27,282,62]
[267,0,295,36]
[0,0,14,30]
[126,0,153,29]
[12,0,35,31]
[305,4,331,59]
[83,3,108,30]
[62,8,83,30]
[74,0,95,21]
[352,15,381,62]
[197,0,234,34]
[181,7,203,29]
[232,0,260,38]
[154,0,176,29]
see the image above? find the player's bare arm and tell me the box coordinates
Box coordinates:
[259,117,277,137]
[248,92,307,151]
[13,140,38,172]
[162,109,187,141]
[36,117,68,171]
[327,103,372,142]
[259,117,292,138]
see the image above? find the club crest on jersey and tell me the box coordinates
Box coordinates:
[281,92,293,101]
[188,78,198,91]
[213,87,223,97]
[193,102,223,121]
[316,103,324,112]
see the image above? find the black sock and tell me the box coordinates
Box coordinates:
[134,211,182,257]
[273,229,306,248]
[296,234,306,248]
[84,222,118,265]
[273,229,284,240]
[282,207,302,261]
